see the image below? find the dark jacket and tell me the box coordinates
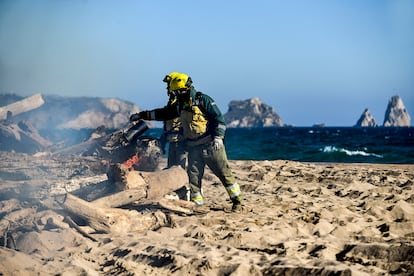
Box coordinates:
[140,87,226,140]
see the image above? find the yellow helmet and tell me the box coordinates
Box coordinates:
[169,73,192,91]
[163,71,180,84]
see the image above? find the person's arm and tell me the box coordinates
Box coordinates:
[130,103,178,122]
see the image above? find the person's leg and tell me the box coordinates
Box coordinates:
[176,141,187,169]
[187,145,205,205]
[167,142,176,168]
[168,141,187,169]
[205,145,242,205]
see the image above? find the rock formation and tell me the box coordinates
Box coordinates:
[224,97,282,128]
[383,95,411,127]
[355,108,378,127]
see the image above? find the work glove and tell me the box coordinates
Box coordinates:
[129,113,141,122]
[212,136,224,151]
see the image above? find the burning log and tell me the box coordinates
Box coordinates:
[52,120,162,171]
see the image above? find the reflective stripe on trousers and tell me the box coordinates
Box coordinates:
[225,182,241,199]
[191,191,204,205]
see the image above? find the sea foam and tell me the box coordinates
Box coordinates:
[322,146,383,158]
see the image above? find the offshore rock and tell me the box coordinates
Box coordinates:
[355,108,378,127]
[224,97,282,128]
[383,95,411,127]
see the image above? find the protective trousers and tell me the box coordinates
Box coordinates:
[167,141,187,169]
[187,142,242,205]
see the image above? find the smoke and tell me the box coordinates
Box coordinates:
[0,1,143,99]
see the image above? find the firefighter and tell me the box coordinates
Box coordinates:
[130,72,243,212]
[159,72,187,169]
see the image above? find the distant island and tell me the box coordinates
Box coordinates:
[353,95,411,127]
[223,97,283,128]
[223,95,411,128]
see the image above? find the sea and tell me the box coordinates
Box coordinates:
[145,127,414,164]
[45,127,414,164]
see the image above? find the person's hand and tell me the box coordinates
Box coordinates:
[212,137,223,151]
[129,113,141,122]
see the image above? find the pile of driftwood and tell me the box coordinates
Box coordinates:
[0,94,196,249]
[1,151,195,252]
[1,159,194,249]
[53,163,193,237]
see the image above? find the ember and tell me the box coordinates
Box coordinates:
[122,154,139,169]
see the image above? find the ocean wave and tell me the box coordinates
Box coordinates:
[321,146,383,158]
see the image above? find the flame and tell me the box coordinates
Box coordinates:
[122,154,139,169]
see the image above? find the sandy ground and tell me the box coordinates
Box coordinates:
[0,153,413,275]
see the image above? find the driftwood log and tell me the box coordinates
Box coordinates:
[0,93,44,120]
[57,165,190,234]
[58,193,162,234]
[106,164,188,199]
[92,188,147,208]
[95,164,189,208]
[58,193,112,233]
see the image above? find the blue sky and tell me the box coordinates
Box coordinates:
[0,0,413,126]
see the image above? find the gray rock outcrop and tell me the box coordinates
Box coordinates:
[383,95,411,127]
[224,97,282,128]
[355,108,378,127]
